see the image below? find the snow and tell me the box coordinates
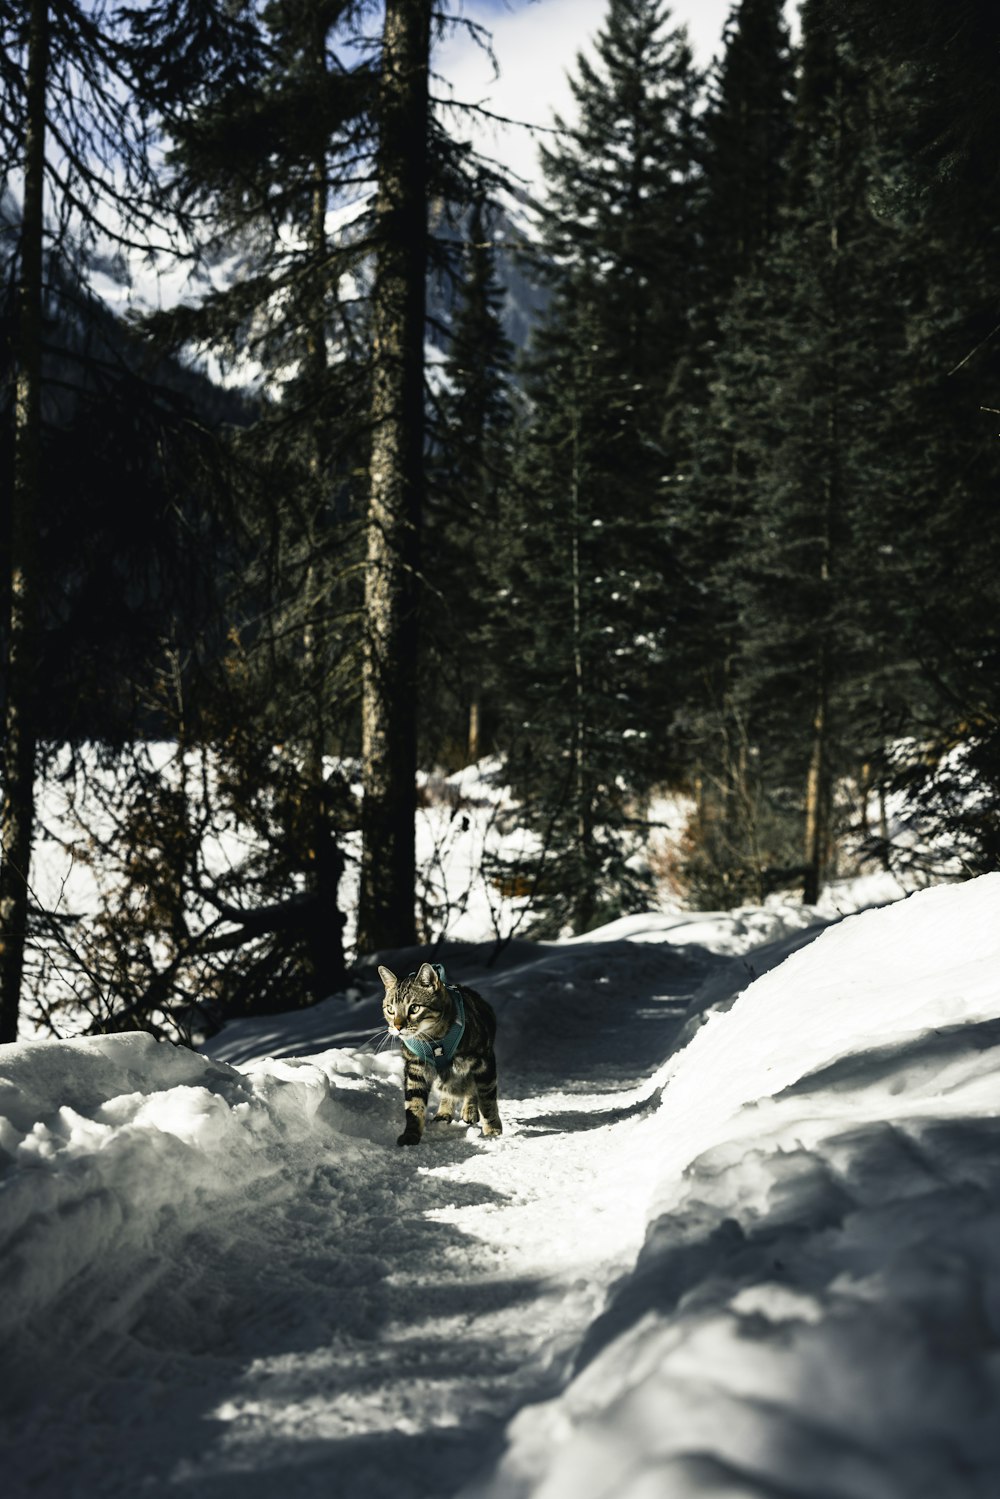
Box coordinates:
[2,873,1000,1497]
[26,750,545,1037]
[24,735,920,1042]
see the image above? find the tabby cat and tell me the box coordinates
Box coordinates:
[378,961,502,1146]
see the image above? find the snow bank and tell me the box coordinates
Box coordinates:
[5,869,999,1498]
[478,873,1000,1499]
[567,868,910,956]
[0,1032,400,1340]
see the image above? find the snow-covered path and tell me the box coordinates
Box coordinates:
[1,936,718,1498]
[5,876,1000,1499]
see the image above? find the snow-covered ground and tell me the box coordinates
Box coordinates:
[2,872,999,1497]
[26,743,921,1040]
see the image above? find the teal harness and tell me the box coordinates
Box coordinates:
[400,963,466,1076]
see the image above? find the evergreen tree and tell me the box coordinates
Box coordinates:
[537,0,701,449]
[127,0,375,997]
[669,0,796,906]
[697,0,796,307]
[833,0,1000,873]
[494,0,702,934]
[702,0,914,902]
[0,0,47,1044]
[356,0,434,953]
[424,186,514,768]
[0,0,183,1039]
[146,1,513,958]
[497,293,659,934]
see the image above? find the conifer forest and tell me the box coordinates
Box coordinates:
[1,0,998,1043]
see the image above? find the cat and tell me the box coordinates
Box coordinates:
[378,961,502,1146]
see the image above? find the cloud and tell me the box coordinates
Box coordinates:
[434,0,744,192]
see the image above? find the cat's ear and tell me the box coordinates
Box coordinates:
[416,962,439,990]
[378,965,397,992]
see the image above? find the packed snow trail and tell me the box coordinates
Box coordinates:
[0,933,721,1498]
[4,876,1000,1498]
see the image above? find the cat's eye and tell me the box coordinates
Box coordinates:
[410,1004,424,1015]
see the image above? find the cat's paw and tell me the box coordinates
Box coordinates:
[481,1121,502,1137]
[397,1129,421,1146]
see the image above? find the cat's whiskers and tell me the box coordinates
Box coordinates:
[363,1020,407,1054]
[355,1026,388,1052]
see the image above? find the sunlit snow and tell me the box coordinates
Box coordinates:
[2,873,999,1497]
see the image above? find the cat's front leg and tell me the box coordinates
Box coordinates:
[399,1058,432,1145]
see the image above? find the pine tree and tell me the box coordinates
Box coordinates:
[537,0,701,450]
[127,0,376,997]
[424,186,514,768]
[356,0,433,953]
[0,0,47,1044]
[141,1,522,960]
[496,293,660,934]
[0,0,182,1039]
[707,0,914,902]
[698,0,796,306]
[493,0,702,934]
[832,0,1000,872]
[667,0,796,906]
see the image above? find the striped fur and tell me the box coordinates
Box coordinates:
[378,961,502,1147]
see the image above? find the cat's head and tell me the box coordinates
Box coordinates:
[379,962,450,1040]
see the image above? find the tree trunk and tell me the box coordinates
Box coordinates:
[467,699,480,765]
[802,649,829,906]
[878,780,891,869]
[569,400,596,933]
[0,0,48,1043]
[357,0,430,953]
[299,19,346,999]
[802,120,843,910]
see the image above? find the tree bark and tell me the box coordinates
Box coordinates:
[299,13,346,999]
[357,0,431,953]
[569,400,595,933]
[802,651,829,905]
[0,0,48,1043]
[802,83,845,911]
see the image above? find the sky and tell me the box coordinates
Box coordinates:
[101,0,790,314]
[434,0,791,189]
